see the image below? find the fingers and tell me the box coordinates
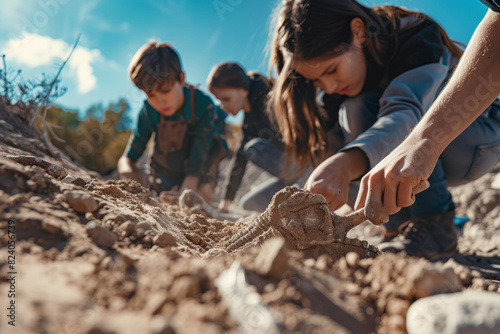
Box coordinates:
[396,181,415,208]
[354,176,368,210]
[382,177,398,215]
[307,180,346,211]
[328,188,345,211]
[363,177,389,225]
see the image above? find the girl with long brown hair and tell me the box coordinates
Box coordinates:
[208,62,310,212]
[270,0,500,259]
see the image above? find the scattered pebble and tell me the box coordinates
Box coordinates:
[407,291,500,334]
[150,315,176,334]
[86,220,117,248]
[65,190,99,213]
[255,238,290,280]
[154,232,178,248]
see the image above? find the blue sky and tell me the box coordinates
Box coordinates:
[0,0,490,124]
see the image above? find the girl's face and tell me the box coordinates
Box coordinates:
[293,18,367,97]
[211,87,249,115]
[146,73,185,116]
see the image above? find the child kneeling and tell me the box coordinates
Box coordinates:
[117,41,227,202]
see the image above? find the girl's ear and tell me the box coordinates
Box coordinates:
[180,72,186,85]
[350,18,366,47]
[241,88,249,99]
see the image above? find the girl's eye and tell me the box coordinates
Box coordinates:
[328,68,337,75]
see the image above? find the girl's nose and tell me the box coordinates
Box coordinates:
[319,78,338,95]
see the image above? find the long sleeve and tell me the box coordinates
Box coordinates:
[341,49,454,168]
[224,140,248,201]
[125,103,154,162]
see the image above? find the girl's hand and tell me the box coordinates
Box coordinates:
[305,149,369,211]
[355,137,435,224]
[218,199,232,212]
[180,175,200,193]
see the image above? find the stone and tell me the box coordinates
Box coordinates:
[86,221,117,248]
[346,252,360,268]
[86,324,117,334]
[255,238,290,280]
[491,173,500,189]
[65,190,99,213]
[407,291,500,334]
[153,232,177,248]
[120,221,136,237]
[150,315,176,334]
[41,220,62,234]
[407,261,462,298]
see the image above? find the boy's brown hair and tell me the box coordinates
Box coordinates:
[128,41,183,93]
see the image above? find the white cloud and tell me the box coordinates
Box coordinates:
[0,2,33,30]
[1,32,101,94]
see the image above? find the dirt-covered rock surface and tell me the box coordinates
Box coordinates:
[0,103,499,334]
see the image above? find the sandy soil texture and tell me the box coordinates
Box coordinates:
[0,103,499,334]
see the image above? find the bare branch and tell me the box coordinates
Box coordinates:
[29,33,81,126]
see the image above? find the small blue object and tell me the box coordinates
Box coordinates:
[453,216,469,229]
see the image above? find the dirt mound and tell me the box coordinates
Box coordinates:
[0,103,499,334]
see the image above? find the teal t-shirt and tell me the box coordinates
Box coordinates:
[126,86,225,177]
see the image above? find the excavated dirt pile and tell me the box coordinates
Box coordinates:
[0,103,499,334]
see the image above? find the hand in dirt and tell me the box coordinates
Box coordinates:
[159,190,179,204]
[305,150,369,211]
[304,155,351,211]
[218,199,231,213]
[355,141,433,224]
[198,182,215,203]
[180,175,200,193]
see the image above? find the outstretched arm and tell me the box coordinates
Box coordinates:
[356,9,500,224]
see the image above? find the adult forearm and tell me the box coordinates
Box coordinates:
[409,10,500,154]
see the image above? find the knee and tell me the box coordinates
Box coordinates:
[339,92,380,142]
[239,195,264,212]
[243,138,269,160]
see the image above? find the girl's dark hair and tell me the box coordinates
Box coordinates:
[207,62,251,91]
[269,0,464,172]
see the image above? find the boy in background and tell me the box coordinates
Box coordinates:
[117,41,226,201]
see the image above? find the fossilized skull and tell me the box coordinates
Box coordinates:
[271,187,334,248]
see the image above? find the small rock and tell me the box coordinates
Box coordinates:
[255,238,290,280]
[26,179,37,191]
[54,193,66,204]
[315,254,332,271]
[143,235,153,245]
[170,276,201,302]
[407,291,500,334]
[86,221,117,248]
[65,190,99,213]
[386,298,410,316]
[121,221,136,237]
[153,232,177,248]
[41,220,62,234]
[492,173,500,189]
[103,213,128,225]
[137,222,153,231]
[346,252,360,268]
[86,323,117,334]
[150,315,176,334]
[304,258,316,267]
[408,262,462,298]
